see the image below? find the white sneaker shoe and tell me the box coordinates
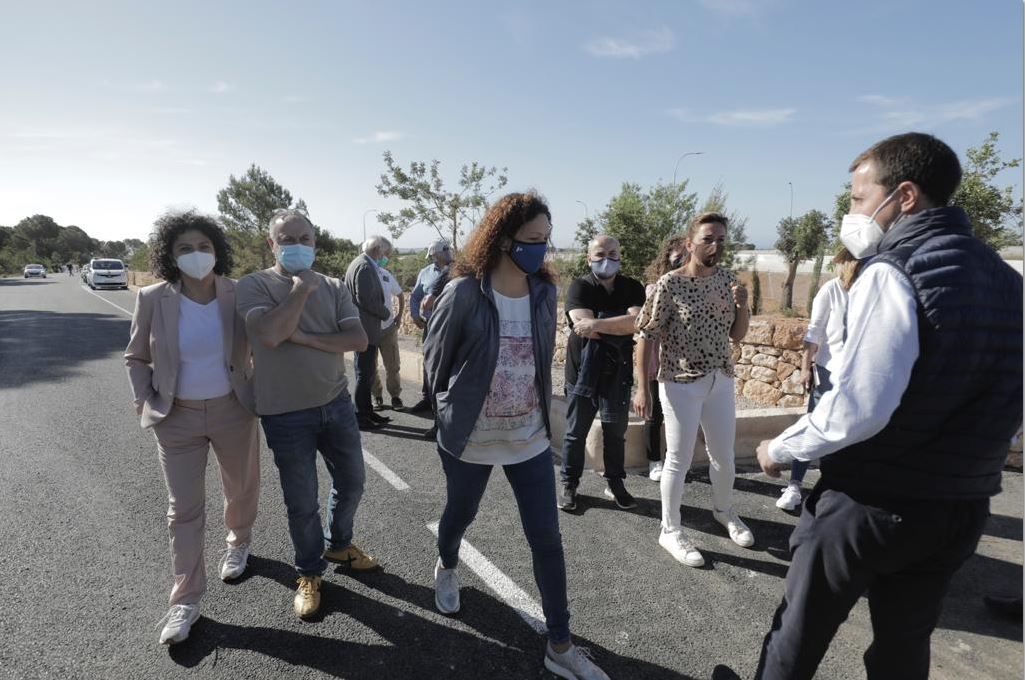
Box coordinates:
[775,485,803,511]
[648,460,664,481]
[434,557,460,614]
[658,529,705,567]
[158,604,200,645]
[544,643,611,680]
[219,543,250,581]
[713,507,755,548]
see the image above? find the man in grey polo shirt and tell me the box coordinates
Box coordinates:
[236,209,381,620]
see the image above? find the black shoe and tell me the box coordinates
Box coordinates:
[983,594,1023,620]
[357,416,382,431]
[372,396,385,411]
[604,479,637,509]
[368,411,391,424]
[422,425,437,441]
[407,398,433,414]
[391,397,404,409]
[557,484,578,512]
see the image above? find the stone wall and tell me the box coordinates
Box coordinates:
[731,317,809,408]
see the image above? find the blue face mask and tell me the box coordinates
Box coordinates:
[590,257,621,280]
[508,239,548,274]
[277,244,315,273]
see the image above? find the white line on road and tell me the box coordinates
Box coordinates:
[426,520,547,636]
[80,285,134,317]
[363,449,411,491]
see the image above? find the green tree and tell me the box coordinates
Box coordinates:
[775,209,831,311]
[832,183,851,247]
[601,180,697,279]
[952,131,1023,250]
[375,151,508,250]
[698,182,749,268]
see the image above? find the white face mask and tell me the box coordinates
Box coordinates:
[839,188,901,259]
[176,251,216,280]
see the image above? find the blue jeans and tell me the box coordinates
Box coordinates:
[437,448,571,645]
[791,365,834,485]
[353,345,379,416]
[261,389,365,575]
[560,392,628,485]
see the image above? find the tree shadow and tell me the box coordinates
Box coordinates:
[0,310,130,389]
[170,554,696,679]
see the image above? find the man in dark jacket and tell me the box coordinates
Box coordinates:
[345,236,394,430]
[755,132,1023,680]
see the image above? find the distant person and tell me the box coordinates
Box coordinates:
[345,236,394,430]
[66,263,73,276]
[407,239,452,415]
[371,251,404,411]
[754,132,1023,680]
[424,192,610,680]
[237,209,380,620]
[124,210,260,645]
[636,236,688,482]
[633,212,755,568]
[558,235,645,512]
[775,247,862,512]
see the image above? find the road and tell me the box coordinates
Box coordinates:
[0,275,1021,679]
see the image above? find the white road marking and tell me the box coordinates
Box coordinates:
[363,449,411,491]
[80,285,134,317]
[426,520,547,636]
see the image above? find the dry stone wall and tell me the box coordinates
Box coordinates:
[731,317,809,408]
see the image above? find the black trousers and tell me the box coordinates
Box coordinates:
[755,483,989,680]
[352,345,379,416]
[643,379,664,462]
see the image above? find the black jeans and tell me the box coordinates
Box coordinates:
[643,379,664,462]
[560,393,628,485]
[755,484,989,680]
[352,345,379,416]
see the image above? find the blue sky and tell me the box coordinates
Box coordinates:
[1,0,1021,249]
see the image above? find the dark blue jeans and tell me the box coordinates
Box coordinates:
[560,392,628,485]
[261,390,365,575]
[437,448,571,645]
[791,365,833,484]
[353,345,379,416]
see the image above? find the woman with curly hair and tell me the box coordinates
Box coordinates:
[125,210,260,645]
[423,192,610,680]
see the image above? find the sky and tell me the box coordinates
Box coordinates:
[1,0,1021,250]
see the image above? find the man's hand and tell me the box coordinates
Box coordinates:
[292,270,320,294]
[756,439,782,478]
[632,387,650,419]
[423,294,437,312]
[289,328,309,345]
[801,368,814,392]
[572,317,601,339]
[731,283,748,309]
[413,317,426,330]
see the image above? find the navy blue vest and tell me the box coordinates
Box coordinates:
[820,207,1023,501]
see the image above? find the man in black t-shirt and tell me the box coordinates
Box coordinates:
[559,235,646,512]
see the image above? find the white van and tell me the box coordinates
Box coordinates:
[87,258,128,290]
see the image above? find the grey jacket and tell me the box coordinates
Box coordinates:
[423,273,556,459]
[344,253,390,346]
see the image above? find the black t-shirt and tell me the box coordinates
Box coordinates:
[564,272,646,387]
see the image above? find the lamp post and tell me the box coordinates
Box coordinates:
[673,151,704,186]
[787,182,794,220]
[362,209,379,243]
[575,200,589,221]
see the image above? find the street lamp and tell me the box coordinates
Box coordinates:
[673,151,704,186]
[362,209,379,242]
[575,200,589,221]
[787,182,794,220]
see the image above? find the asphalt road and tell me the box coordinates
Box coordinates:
[0,275,1021,680]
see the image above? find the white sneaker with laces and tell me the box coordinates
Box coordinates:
[158,604,200,645]
[219,543,250,581]
[775,485,803,511]
[434,557,460,614]
[648,460,664,482]
[544,643,611,680]
[713,507,755,547]
[658,529,705,567]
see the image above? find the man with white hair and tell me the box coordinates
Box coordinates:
[345,235,394,431]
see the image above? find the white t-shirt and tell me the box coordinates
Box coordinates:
[803,277,849,374]
[176,296,232,400]
[377,267,403,330]
[460,291,549,466]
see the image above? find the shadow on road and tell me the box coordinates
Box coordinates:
[0,278,55,286]
[0,310,130,389]
[937,552,1024,642]
[167,554,698,679]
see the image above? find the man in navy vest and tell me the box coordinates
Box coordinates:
[754,132,1023,680]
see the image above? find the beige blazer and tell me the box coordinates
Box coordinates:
[125,276,255,428]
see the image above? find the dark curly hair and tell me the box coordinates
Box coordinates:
[644,235,688,284]
[452,191,556,283]
[148,210,233,283]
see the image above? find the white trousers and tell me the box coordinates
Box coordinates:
[659,372,737,533]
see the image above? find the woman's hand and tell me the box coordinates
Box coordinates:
[632,385,650,419]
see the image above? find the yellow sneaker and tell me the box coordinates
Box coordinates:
[293,575,322,618]
[323,543,382,571]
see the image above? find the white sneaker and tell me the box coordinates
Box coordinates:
[775,485,803,511]
[713,507,755,547]
[219,543,250,581]
[158,604,200,645]
[648,460,664,482]
[544,643,611,680]
[434,557,460,614]
[658,529,705,567]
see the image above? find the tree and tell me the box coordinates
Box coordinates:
[375,151,508,250]
[601,180,698,279]
[698,181,749,268]
[832,183,851,247]
[775,209,831,311]
[952,132,1023,250]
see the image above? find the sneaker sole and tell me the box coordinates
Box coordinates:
[659,540,705,568]
[603,488,638,509]
[543,655,580,680]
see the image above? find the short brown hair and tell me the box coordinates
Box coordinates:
[687,211,728,239]
[849,132,962,206]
